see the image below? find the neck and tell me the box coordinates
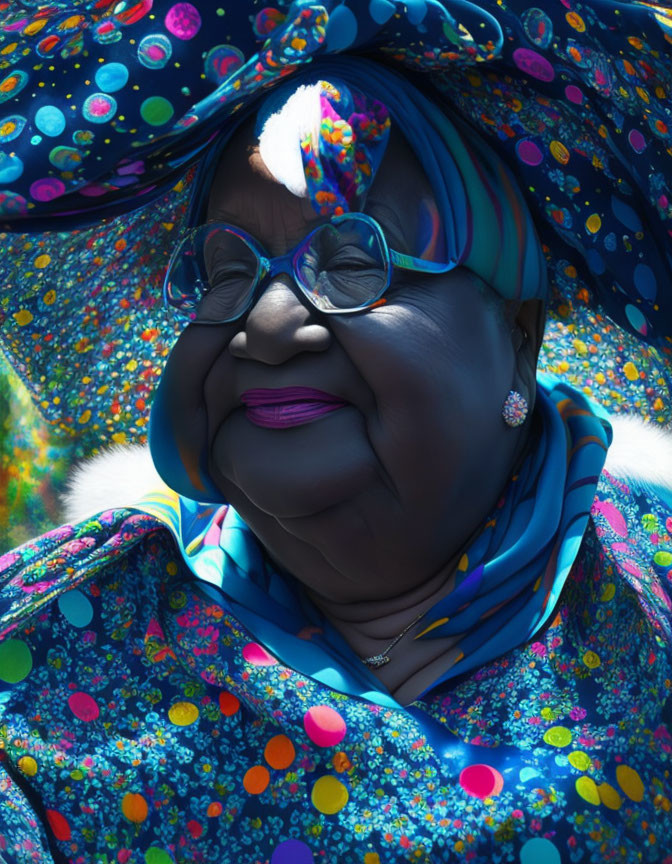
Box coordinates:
[309,423,537,657]
[307,542,463,660]
[305,423,538,703]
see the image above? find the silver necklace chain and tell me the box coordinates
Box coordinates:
[362,609,426,668]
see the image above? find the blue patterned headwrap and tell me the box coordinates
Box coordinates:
[186,60,547,301]
[0,0,670,344]
[0,0,671,458]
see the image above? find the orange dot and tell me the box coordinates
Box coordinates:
[206,801,223,817]
[332,751,352,773]
[114,239,127,251]
[264,735,295,770]
[243,765,270,795]
[219,691,240,717]
[121,792,148,823]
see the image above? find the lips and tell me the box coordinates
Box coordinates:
[240,387,348,429]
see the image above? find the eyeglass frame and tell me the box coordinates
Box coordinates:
[163,212,457,325]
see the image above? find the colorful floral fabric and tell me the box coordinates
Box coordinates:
[0,459,671,862]
[299,80,391,217]
[0,0,672,552]
[0,0,671,346]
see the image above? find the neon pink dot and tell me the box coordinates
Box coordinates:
[516,139,543,166]
[593,500,627,537]
[303,705,347,747]
[565,85,584,104]
[512,48,555,82]
[459,764,504,799]
[242,642,277,666]
[79,184,108,198]
[628,129,646,153]
[622,559,643,578]
[29,177,65,202]
[68,691,100,722]
[165,3,201,39]
[89,97,110,116]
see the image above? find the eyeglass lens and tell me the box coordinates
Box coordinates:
[165,217,390,323]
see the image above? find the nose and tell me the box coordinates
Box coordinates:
[228,275,332,364]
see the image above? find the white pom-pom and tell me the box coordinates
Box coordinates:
[258,82,323,197]
[60,444,170,524]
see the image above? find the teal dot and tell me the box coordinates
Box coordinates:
[369,0,396,24]
[82,93,117,124]
[0,638,33,684]
[520,838,561,864]
[625,303,647,336]
[586,248,605,276]
[58,589,94,627]
[48,146,83,171]
[611,194,643,232]
[95,62,129,93]
[0,153,23,183]
[405,0,428,25]
[140,96,174,127]
[633,262,657,301]
[35,105,65,137]
[519,766,540,782]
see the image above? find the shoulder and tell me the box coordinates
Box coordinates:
[59,443,170,524]
[603,413,672,506]
[0,505,178,642]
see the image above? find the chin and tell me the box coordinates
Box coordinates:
[209,406,378,519]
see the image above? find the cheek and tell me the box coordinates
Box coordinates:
[326,293,516,493]
[330,295,514,415]
[153,324,236,469]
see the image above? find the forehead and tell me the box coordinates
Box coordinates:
[205,118,433,256]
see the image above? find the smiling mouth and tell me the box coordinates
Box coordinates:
[240,387,349,429]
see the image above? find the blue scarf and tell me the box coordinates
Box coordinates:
[136,374,611,707]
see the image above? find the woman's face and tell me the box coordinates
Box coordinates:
[157,122,538,604]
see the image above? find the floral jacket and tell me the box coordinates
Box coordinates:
[0,466,670,864]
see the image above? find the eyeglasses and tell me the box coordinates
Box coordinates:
[163,213,455,325]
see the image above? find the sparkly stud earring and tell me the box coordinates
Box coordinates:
[502,390,528,427]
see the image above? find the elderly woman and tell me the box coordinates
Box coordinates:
[0,1,672,862]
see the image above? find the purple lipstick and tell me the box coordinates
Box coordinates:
[240,387,348,429]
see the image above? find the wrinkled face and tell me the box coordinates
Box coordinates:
[155,119,537,603]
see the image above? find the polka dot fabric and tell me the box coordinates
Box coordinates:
[0,465,671,862]
[0,0,669,346]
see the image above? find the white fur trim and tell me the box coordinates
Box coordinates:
[603,413,672,494]
[59,414,672,525]
[258,83,322,198]
[60,444,172,524]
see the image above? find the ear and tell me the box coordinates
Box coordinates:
[510,298,545,413]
